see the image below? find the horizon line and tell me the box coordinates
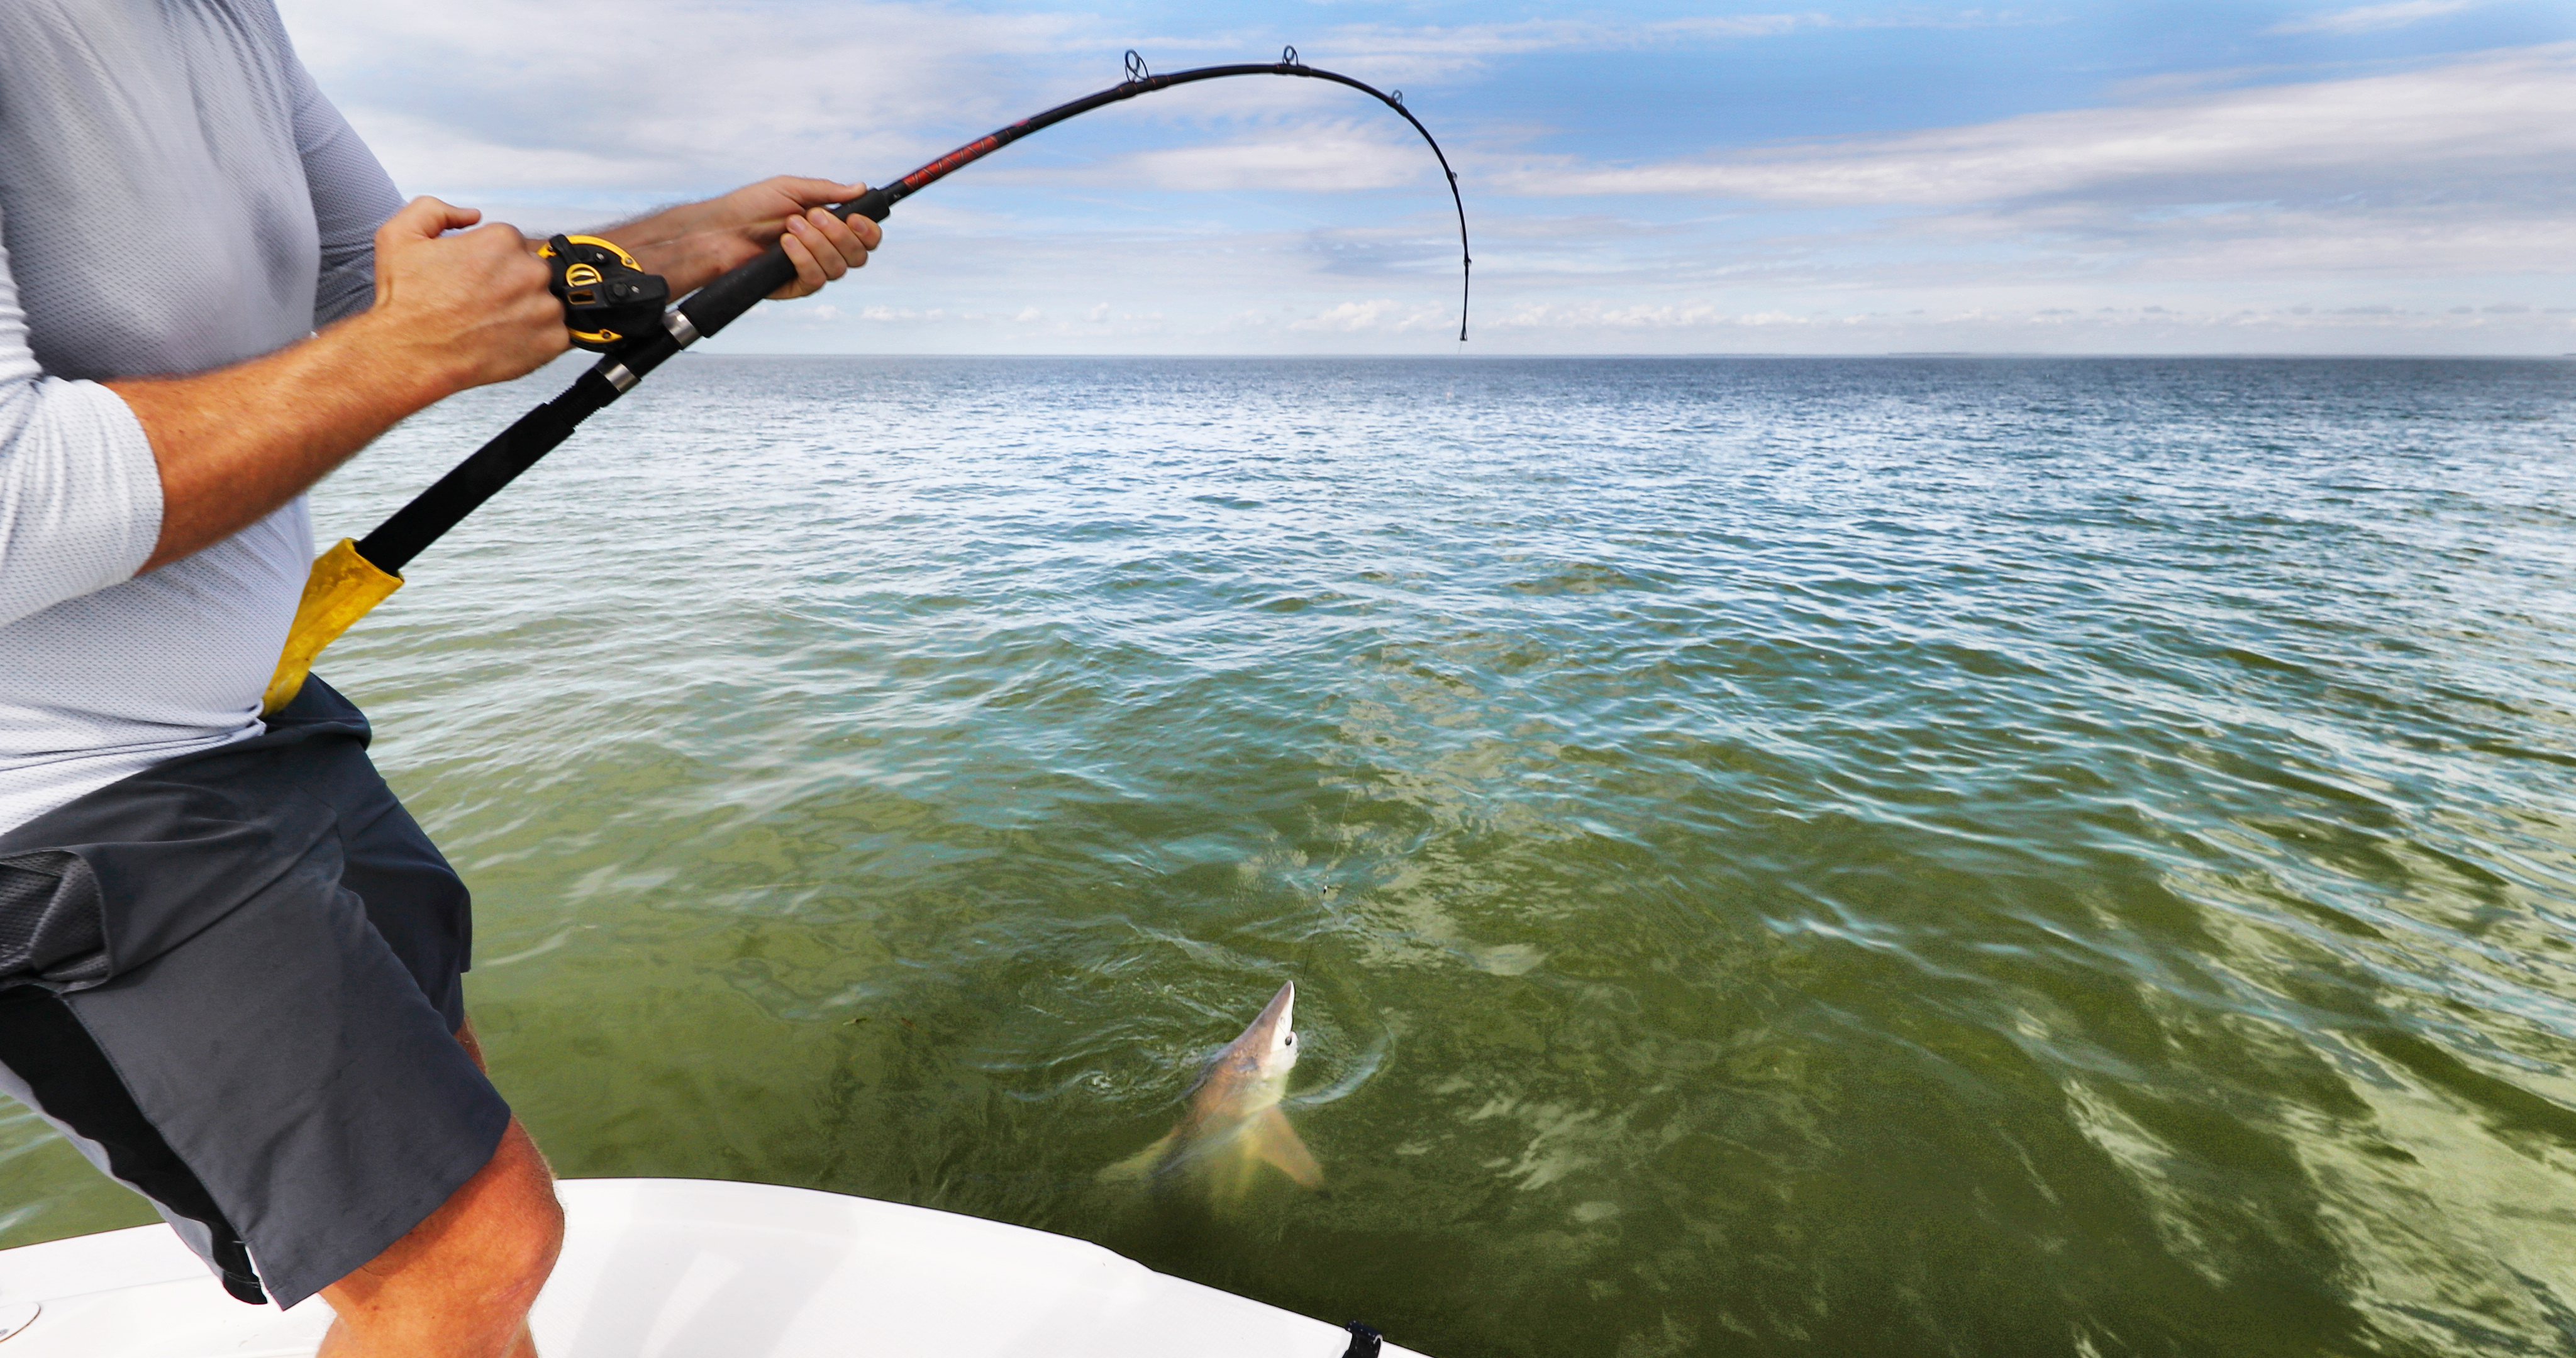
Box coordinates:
[684,350,2576,361]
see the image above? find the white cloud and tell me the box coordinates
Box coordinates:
[2267,1,2476,35]
[1008,123,1436,193]
[1199,10,2029,86]
[1500,45,2576,209]
[1473,44,2576,287]
[277,0,1097,199]
[277,0,2029,200]
[1461,299,2576,353]
[1488,301,1728,329]
[1299,14,1811,60]
[1291,299,1457,333]
[1306,9,2019,59]
[1945,200,2576,281]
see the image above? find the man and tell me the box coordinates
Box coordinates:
[0,2,881,1352]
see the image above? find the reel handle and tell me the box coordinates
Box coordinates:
[541,235,670,352]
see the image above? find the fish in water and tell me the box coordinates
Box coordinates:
[1105,981,1321,1203]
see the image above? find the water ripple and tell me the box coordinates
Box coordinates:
[4,356,2569,1356]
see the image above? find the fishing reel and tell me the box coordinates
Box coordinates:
[540,234,670,352]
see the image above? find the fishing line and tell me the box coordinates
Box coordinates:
[261,50,1472,712]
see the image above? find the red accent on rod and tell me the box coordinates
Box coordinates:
[904,136,1001,190]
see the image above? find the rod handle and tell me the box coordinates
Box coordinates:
[838,185,895,223]
[674,188,896,341]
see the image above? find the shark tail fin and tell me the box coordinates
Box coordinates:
[1249,1107,1322,1188]
[1100,1132,1177,1186]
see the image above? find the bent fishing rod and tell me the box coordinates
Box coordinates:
[261,50,1472,714]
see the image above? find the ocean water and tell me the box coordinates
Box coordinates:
[4,356,2572,1357]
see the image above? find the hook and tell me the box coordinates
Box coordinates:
[1282,45,1300,66]
[1124,49,1149,82]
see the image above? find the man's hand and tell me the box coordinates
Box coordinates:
[597,176,883,300]
[369,197,569,389]
[111,196,570,572]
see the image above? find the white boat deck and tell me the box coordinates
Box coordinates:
[0,1178,1419,1357]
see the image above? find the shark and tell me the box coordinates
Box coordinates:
[1105,981,1321,1203]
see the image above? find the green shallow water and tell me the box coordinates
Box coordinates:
[5,356,2573,1356]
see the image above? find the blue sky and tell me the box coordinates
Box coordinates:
[277,0,2576,355]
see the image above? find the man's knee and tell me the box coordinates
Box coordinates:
[456,1121,562,1308]
[326,1118,561,1326]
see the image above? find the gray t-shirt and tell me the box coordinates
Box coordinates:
[0,0,402,832]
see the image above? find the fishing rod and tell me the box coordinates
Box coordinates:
[260,49,1472,714]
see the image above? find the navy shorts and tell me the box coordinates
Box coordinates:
[0,677,509,1309]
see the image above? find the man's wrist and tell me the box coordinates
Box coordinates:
[325,308,480,411]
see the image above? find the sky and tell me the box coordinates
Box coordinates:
[274,0,2576,356]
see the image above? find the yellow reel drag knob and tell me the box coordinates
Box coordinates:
[540,235,670,353]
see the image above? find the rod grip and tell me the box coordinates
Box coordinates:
[674,189,896,341]
[838,186,895,223]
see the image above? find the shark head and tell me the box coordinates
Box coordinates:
[1228,980,1300,1086]
[1187,981,1299,1114]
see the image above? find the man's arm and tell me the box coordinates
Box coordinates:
[109,197,567,574]
[598,176,882,299]
[284,36,403,329]
[91,176,876,580]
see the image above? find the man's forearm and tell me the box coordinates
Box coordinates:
[103,197,569,575]
[109,309,458,573]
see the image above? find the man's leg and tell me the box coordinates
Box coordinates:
[314,714,563,1355]
[31,853,522,1311]
[317,1116,560,1358]
[319,1022,560,1358]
